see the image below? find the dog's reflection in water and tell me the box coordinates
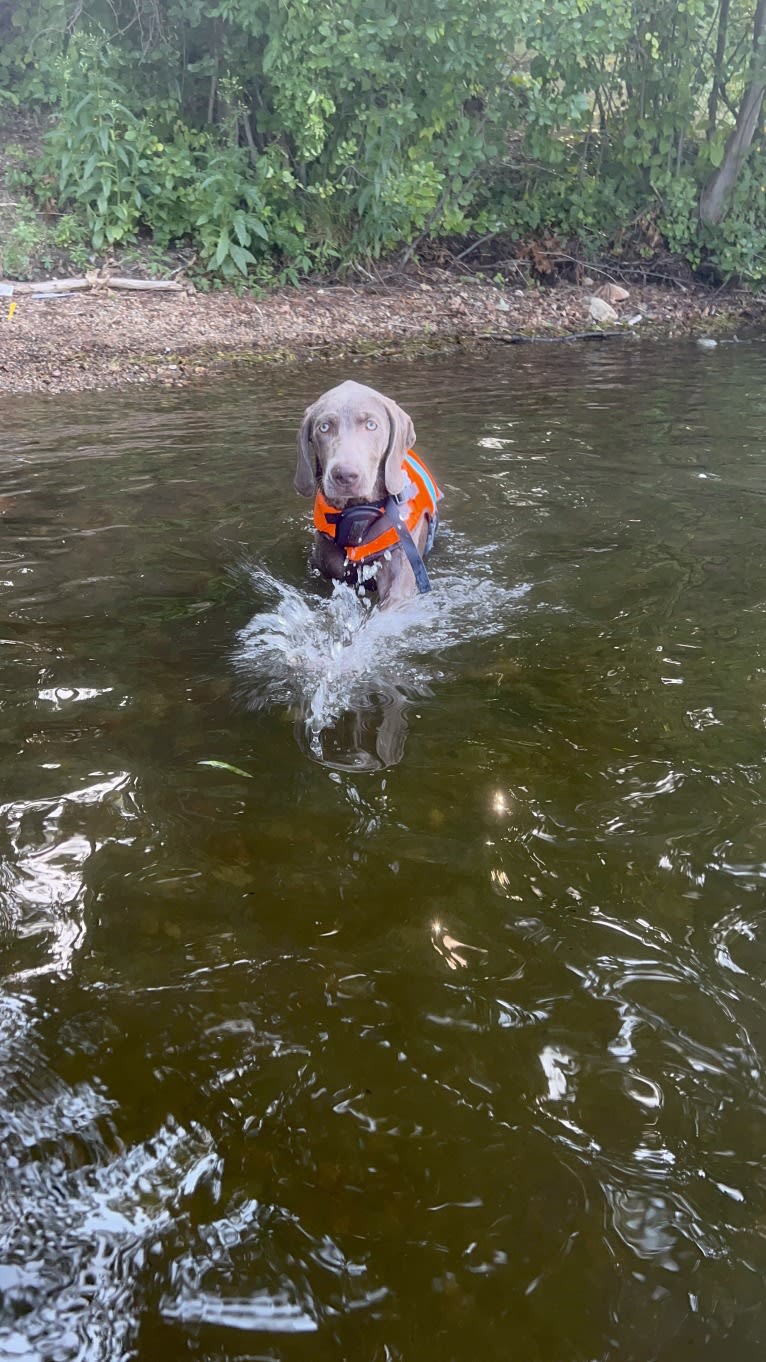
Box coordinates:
[235,563,524,771]
[294,682,417,771]
[234,567,434,772]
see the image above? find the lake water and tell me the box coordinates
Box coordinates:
[2,340,766,1361]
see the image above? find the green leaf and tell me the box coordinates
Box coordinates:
[229,242,255,273]
[232,211,249,245]
[198,759,253,778]
[71,91,95,120]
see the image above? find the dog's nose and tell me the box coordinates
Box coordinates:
[331,465,361,491]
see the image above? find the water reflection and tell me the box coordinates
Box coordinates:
[0,990,219,1362]
[296,685,413,771]
[1,773,136,980]
[234,560,527,770]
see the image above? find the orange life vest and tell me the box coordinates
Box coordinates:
[313,450,442,564]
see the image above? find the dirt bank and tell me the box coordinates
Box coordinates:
[1,272,763,396]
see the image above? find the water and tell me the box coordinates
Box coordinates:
[2,341,766,1361]
[233,557,528,768]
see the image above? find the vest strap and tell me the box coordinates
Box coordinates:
[383,496,432,593]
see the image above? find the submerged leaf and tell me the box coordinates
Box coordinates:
[198,759,253,779]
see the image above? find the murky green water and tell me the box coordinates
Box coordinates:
[2,341,766,1361]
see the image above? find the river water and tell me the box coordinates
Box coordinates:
[2,341,766,1361]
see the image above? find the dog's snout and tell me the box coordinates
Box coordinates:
[330,464,361,491]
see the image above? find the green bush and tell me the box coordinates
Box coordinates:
[0,200,47,279]
[3,0,766,285]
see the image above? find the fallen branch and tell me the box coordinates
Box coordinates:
[476,330,628,344]
[102,276,188,292]
[6,275,188,295]
[453,230,506,263]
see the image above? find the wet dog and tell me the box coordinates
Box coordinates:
[294,380,441,608]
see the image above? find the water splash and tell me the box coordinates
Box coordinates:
[233,548,528,769]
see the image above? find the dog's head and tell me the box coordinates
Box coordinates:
[294,380,416,505]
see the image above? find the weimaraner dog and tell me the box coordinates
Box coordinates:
[294,380,442,608]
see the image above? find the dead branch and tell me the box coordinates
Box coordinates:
[476,330,628,344]
[6,276,187,294]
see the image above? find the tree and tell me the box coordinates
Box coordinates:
[700,0,766,224]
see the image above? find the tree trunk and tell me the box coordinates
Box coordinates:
[700,0,766,224]
[707,0,731,141]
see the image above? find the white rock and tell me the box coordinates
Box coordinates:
[696,336,718,350]
[588,295,619,323]
[596,282,630,304]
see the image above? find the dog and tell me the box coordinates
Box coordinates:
[294,380,442,608]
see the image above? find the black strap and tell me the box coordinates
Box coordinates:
[384,496,432,594]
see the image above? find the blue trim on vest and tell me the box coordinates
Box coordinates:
[405,453,440,515]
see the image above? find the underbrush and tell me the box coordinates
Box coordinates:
[3,0,766,292]
[3,75,766,292]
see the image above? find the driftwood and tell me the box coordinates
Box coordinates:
[476,330,628,344]
[4,275,187,295]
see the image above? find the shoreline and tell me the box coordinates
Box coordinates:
[1,273,763,396]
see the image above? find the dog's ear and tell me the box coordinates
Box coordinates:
[382,398,416,496]
[294,406,317,497]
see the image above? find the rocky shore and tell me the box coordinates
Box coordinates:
[1,272,763,396]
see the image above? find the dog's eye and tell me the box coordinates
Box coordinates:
[317,421,331,434]
[365,419,377,431]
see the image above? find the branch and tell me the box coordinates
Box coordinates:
[7,276,188,294]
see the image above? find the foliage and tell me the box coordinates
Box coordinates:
[3,0,766,284]
[0,197,48,278]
